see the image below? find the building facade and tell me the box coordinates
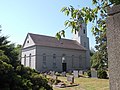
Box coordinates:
[21,24,90,72]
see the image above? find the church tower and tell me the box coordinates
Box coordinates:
[72,22,90,69]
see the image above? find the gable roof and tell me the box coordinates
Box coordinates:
[27,33,86,50]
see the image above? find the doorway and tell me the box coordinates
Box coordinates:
[62,63,67,72]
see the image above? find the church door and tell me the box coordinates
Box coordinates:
[62,63,67,72]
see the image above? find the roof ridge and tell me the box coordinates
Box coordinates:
[74,41,87,50]
[26,33,86,50]
[28,33,74,41]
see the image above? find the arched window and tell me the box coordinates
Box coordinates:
[42,53,47,68]
[79,55,82,68]
[53,54,56,62]
[29,54,31,67]
[84,42,86,47]
[24,55,26,66]
[62,54,66,63]
[83,29,86,34]
[53,54,57,68]
[72,55,74,68]
[43,53,46,61]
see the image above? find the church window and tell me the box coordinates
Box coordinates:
[84,42,86,47]
[79,55,81,68]
[72,55,74,68]
[53,54,57,68]
[29,54,31,67]
[83,29,85,34]
[62,54,66,63]
[43,53,46,61]
[27,40,29,43]
[24,55,26,66]
[42,53,47,68]
[53,54,56,60]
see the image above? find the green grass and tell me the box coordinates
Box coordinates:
[53,76,109,90]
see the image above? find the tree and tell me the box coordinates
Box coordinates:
[0,31,53,90]
[56,0,120,70]
[90,47,95,57]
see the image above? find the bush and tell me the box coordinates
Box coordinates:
[97,69,107,79]
[31,74,53,90]
[87,70,91,77]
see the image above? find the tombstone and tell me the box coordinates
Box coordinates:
[50,71,55,76]
[62,72,66,77]
[67,76,74,83]
[73,70,79,78]
[79,70,84,75]
[52,75,57,80]
[91,70,97,78]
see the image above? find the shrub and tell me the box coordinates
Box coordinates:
[48,78,56,85]
[87,70,91,77]
[31,74,53,90]
[97,69,107,79]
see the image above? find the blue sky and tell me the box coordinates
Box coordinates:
[0,0,95,49]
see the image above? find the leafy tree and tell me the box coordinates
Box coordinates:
[0,31,53,90]
[0,34,20,67]
[91,51,106,69]
[90,48,95,57]
[56,0,120,70]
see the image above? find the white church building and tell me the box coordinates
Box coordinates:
[21,23,90,72]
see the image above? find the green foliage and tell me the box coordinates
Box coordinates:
[48,78,61,85]
[90,48,95,57]
[56,0,114,70]
[109,0,120,5]
[97,69,107,79]
[87,70,91,77]
[31,74,52,90]
[91,52,106,69]
[0,31,53,90]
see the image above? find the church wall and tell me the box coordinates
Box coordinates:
[21,46,36,69]
[36,46,86,72]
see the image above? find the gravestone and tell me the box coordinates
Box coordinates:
[62,72,66,77]
[107,4,120,90]
[67,76,74,83]
[73,70,79,78]
[52,75,57,80]
[79,70,84,75]
[50,71,55,76]
[91,70,97,78]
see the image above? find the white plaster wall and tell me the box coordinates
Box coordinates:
[36,46,86,72]
[21,46,36,69]
[23,34,35,48]
[72,22,90,69]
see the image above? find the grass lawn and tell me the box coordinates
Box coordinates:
[52,76,109,90]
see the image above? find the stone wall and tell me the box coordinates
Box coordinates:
[36,46,87,72]
[107,4,120,90]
